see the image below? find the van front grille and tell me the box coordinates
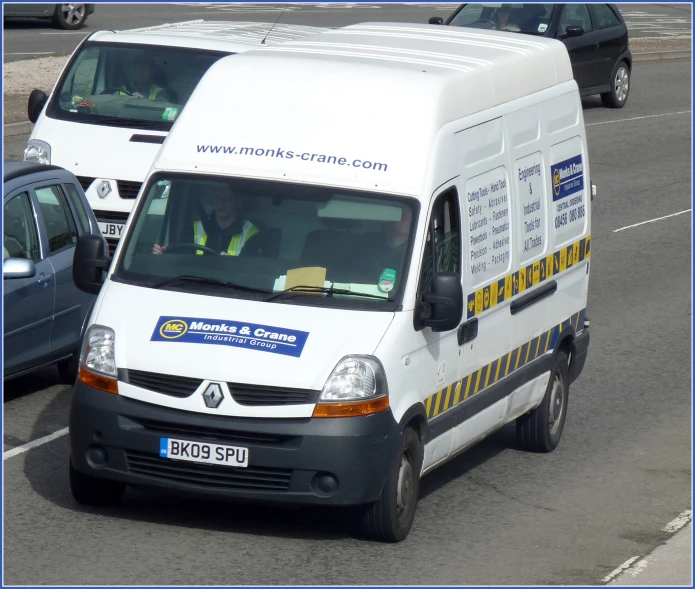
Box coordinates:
[116,180,142,199]
[123,369,201,398]
[125,450,292,491]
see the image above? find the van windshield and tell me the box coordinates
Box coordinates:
[114,174,420,310]
[48,42,229,131]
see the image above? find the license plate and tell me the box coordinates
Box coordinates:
[159,437,249,468]
[98,222,124,238]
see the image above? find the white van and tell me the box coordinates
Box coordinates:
[68,23,592,542]
[23,20,329,251]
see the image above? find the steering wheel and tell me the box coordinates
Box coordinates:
[472,18,497,29]
[164,242,219,255]
[100,87,132,96]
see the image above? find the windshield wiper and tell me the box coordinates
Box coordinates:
[264,285,387,302]
[151,274,271,294]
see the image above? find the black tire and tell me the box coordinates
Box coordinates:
[516,350,570,453]
[52,4,88,30]
[600,61,630,109]
[357,426,422,542]
[69,459,126,506]
[57,351,79,385]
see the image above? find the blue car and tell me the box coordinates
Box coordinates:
[3,161,107,382]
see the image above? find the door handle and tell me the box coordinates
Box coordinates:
[37,273,51,285]
[458,318,478,346]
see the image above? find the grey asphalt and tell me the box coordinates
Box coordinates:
[2,57,692,588]
[2,2,692,62]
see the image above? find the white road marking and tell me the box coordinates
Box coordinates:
[586,111,692,127]
[39,31,89,35]
[602,556,641,583]
[5,52,56,55]
[623,557,650,579]
[3,427,69,460]
[613,209,691,233]
[663,510,692,533]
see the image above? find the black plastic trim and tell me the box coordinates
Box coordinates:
[510,280,557,316]
[130,134,166,144]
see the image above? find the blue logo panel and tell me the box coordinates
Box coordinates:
[551,155,584,201]
[150,316,310,358]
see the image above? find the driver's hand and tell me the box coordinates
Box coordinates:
[153,244,166,255]
[220,251,229,256]
[133,92,144,99]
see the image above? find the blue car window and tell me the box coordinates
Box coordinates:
[35,185,79,254]
[64,182,91,233]
[4,192,40,262]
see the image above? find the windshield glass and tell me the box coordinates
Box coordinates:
[114,174,419,309]
[48,42,228,130]
[450,3,555,34]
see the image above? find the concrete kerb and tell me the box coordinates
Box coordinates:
[2,50,691,137]
[4,121,33,137]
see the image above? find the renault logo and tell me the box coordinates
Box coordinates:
[202,383,224,408]
[97,180,112,199]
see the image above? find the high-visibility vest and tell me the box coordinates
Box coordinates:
[193,219,259,256]
[119,84,165,100]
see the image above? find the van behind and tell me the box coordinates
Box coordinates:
[23,20,330,252]
[69,22,591,542]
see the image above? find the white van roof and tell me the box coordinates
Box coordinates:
[155,23,576,197]
[86,20,332,53]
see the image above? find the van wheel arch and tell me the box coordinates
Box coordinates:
[398,404,430,447]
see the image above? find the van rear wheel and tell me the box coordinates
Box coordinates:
[516,350,569,452]
[357,425,422,542]
[69,459,126,506]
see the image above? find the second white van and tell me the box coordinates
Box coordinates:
[68,23,592,542]
[23,20,329,251]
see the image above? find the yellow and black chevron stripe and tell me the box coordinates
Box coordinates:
[425,309,586,421]
[466,235,591,319]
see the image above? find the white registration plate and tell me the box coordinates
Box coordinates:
[98,222,125,239]
[159,437,249,468]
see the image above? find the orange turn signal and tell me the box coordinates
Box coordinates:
[312,396,389,418]
[78,367,119,395]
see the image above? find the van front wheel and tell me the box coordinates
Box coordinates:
[358,426,422,542]
[516,350,569,452]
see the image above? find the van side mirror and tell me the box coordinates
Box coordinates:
[420,272,464,332]
[429,16,444,25]
[73,234,110,295]
[563,25,584,38]
[3,258,36,279]
[28,89,48,124]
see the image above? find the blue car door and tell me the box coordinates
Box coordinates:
[32,182,92,358]
[3,189,55,376]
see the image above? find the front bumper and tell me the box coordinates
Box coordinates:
[69,380,400,506]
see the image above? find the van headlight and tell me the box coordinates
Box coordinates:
[319,356,388,401]
[81,325,117,378]
[314,356,389,418]
[23,140,51,164]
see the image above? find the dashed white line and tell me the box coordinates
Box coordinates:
[663,510,692,533]
[602,556,641,583]
[613,209,691,233]
[5,52,56,55]
[3,427,69,460]
[586,111,691,127]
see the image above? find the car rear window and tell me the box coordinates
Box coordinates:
[592,4,621,28]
